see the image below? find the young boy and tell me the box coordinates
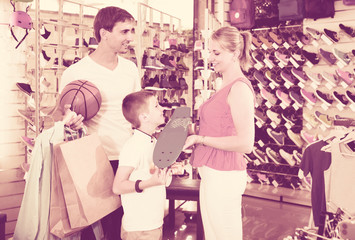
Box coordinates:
[112,90,172,240]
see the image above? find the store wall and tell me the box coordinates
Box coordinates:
[0,1,27,238]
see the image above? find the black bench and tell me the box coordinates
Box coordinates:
[165,177,203,240]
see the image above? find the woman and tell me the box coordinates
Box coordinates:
[183,26,255,239]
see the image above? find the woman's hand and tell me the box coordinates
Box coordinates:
[183,135,203,151]
[62,104,84,130]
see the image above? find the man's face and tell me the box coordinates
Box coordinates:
[105,20,135,54]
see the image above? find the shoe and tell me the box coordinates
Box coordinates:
[332,48,351,65]
[153,36,160,48]
[281,111,297,124]
[336,68,354,85]
[41,49,51,61]
[302,49,320,65]
[267,128,285,145]
[252,147,268,163]
[260,87,278,105]
[324,28,339,42]
[179,77,188,90]
[290,50,305,63]
[145,56,164,70]
[255,108,268,124]
[315,110,333,127]
[274,51,289,65]
[20,136,35,149]
[88,37,98,48]
[346,89,355,104]
[303,111,319,128]
[161,54,175,69]
[168,55,178,68]
[268,32,283,45]
[293,150,302,165]
[291,68,308,83]
[178,43,189,53]
[265,70,283,86]
[305,71,322,85]
[332,91,349,106]
[279,149,296,167]
[281,32,297,46]
[266,109,281,124]
[339,23,355,37]
[315,90,333,105]
[252,35,263,48]
[16,82,34,96]
[289,88,305,107]
[194,59,204,70]
[259,35,273,49]
[276,89,292,105]
[333,115,355,127]
[287,129,304,148]
[251,51,265,66]
[319,48,337,65]
[295,31,311,45]
[300,130,317,144]
[176,57,190,71]
[266,147,283,165]
[321,71,338,87]
[300,89,317,105]
[281,71,297,85]
[253,70,269,86]
[194,40,203,51]
[17,109,35,125]
[159,74,171,89]
[264,53,275,68]
[305,27,321,40]
[168,74,180,89]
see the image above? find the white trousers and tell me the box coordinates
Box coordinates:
[198,166,247,240]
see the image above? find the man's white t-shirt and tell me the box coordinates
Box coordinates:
[60,55,141,160]
[119,130,166,231]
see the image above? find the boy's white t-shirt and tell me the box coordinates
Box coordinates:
[60,55,141,160]
[119,129,166,231]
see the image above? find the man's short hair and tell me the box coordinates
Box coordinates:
[93,6,134,42]
[122,90,156,129]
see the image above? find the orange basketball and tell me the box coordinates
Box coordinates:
[60,80,102,121]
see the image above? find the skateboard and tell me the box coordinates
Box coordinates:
[153,107,191,169]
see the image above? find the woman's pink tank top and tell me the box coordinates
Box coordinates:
[191,77,255,171]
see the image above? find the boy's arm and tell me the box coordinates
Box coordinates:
[112,166,171,195]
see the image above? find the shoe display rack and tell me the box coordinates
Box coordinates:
[137,3,193,122]
[245,24,309,191]
[20,0,99,163]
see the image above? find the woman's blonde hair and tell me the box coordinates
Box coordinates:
[211,26,252,71]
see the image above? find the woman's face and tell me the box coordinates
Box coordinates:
[208,39,236,73]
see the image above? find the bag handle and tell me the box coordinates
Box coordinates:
[64,126,87,141]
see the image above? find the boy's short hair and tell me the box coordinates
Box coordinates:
[93,6,134,43]
[122,90,156,129]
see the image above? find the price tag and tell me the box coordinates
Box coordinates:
[321,103,329,111]
[311,40,319,47]
[305,122,313,130]
[296,41,304,48]
[262,44,268,51]
[280,102,287,109]
[293,103,300,110]
[306,103,313,110]
[256,121,262,128]
[336,103,344,111]
[265,101,272,108]
[258,140,265,148]
[285,122,292,129]
[272,180,279,188]
[336,61,345,69]
[254,159,261,166]
[271,122,277,129]
[264,59,274,69]
[290,57,300,69]
[306,61,314,68]
[251,44,256,51]
[341,81,348,89]
[284,82,291,89]
[311,82,318,90]
[298,82,305,89]
[325,82,333,90]
[320,124,327,131]
[272,43,279,49]
[321,34,333,45]
[283,42,290,49]
[269,82,276,89]
[255,62,263,70]
[278,62,285,68]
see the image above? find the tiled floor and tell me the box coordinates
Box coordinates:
[163,195,311,240]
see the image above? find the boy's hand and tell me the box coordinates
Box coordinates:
[150,167,172,186]
[62,104,84,130]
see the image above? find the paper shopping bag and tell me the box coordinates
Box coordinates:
[49,149,84,238]
[50,133,120,235]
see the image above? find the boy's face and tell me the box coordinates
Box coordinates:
[105,20,135,54]
[146,96,165,127]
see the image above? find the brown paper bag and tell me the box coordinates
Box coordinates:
[50,133,120,237]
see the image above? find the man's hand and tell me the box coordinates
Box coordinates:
[62,104,84,130]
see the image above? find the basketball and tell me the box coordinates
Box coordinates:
[59,80,102,121]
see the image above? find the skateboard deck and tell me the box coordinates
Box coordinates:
[153,107,191,168]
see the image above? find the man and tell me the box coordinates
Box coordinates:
[60,6,141,240]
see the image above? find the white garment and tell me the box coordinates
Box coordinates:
[198,166,247,240]
[119,130,166,231]
[60,55,141,160]
[13,122,65,240]
[328,138,355,216]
